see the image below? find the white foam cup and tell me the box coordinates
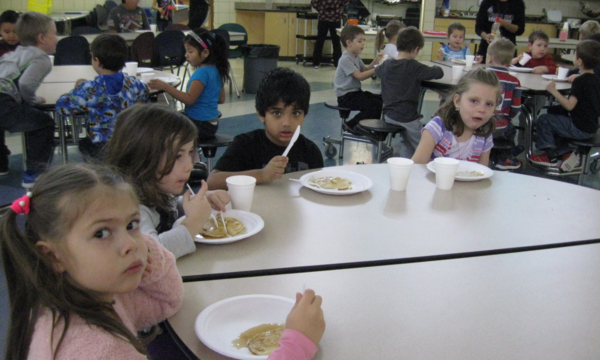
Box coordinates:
[226,175,257,211]
[519,53,532,66]
[150,24,157,33]
[452,65,464,79]
[557,67,569,80]
[465,55,475,68]
[434,157,460,190]
[125,61,138,77]
[141,72,155,83]
[387,157,414,191]
[48,55,54,65]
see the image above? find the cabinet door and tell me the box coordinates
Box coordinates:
[289,14,297,57]
[265,12,290,56]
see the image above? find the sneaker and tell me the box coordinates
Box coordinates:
[529,153,558,167]
[0,154,8,176]
[495,118,509,129]
[495,158,522,170]
[342,122,358,135]
[22,171,39,189]
[314,65,320,69]
[560,151,580,172]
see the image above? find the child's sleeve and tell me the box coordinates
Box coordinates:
[509,83,523,119]
[118,234,184,330]
[55,82,91,115]
[18,56,52,105]
[418,63,444,81]
[139,205,196,259]
[482,134,494,153]
[338,55,360,76]
[267,329,318,360]
[543,55,557,74]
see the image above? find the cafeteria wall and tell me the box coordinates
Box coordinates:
[446,0,584,18]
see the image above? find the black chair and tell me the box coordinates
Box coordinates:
[104,0,118,13]
[95,4,108,32]
[357,119,405,163]
[166,23,191,31]
[198,134,234,172]
[131,31,156,68]
[212,28,240,98]
[54,36,92,65]
[217,23,247,58]
[155,30,188,96]
[568,134,600,185]
[71,26,101,35]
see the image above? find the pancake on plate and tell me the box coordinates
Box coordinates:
[312,176,352,190]
[247,328,284,355]
[199,213,245,238]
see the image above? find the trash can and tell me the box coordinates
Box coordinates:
[241,44,280,94]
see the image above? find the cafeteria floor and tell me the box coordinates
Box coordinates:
[1,59,600,192]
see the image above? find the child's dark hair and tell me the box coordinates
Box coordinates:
[90,34,128,72]
[340,24,364,48]
[0,163,146,360]
[255,67,310,117]
[396,26,424,53]
[585,33,600,43]
[0,10,19,26]
[15,11,53,47]
[436,68,501,138]
[575,39,600,70]
[375,20,406,51]
[528,30,549,44]
[185,27,231,84]
[487,38,516,66]
[104,104,198,214]
[447,22,466,36]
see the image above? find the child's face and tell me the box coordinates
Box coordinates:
[157,140,195,195]
[38,22,58,54]
[453,83,497,132]
[528,39,548,59]
[258,101,305,147]
[0,22,18,45]
[42,190,147,302]
[184,42,208,67]
[448,30,465,49]
[346,34,366,55]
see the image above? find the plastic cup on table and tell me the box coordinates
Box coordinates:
[48,55,54,66]
[465,55,475,69]
[434,157,460,190]
[519,53,532,66]
[387,157,414,191]
[125,62,138,77]
[226,175,257,211]
[150,24,157,33]
[557,67,569,80]
[452,65,464,79]
[141,72,155,83]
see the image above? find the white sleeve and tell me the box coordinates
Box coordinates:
[139,204,196,259]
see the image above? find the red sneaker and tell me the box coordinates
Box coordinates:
[529,153,558,167]
[495,118,508,129]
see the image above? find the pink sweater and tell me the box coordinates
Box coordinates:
[269,329,318,360]
[27,235,184,360]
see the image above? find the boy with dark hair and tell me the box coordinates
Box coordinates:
[56,34,149,159]
[0,12,57,186]
[108,0,150,33]
[0,10,19,57]
[530,40,600,171]
[487,38,524,170]
[512,30,556,74]
[207,68,323,190]
[567,33,600,81]
[334,24,383,134]
[375,27,443,156]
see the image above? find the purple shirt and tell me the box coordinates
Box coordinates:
[423,116,493,162]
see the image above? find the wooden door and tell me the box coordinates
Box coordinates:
[265,12,290,56]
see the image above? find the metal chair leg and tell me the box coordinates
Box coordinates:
[229,68,240,98]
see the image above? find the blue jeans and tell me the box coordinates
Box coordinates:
[535,113,593,156]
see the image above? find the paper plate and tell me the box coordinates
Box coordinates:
[155,76,181,85]
[122,67,154,74]
[194,209,264,244]
[427,160,493,181]
[542,74,570,82]
[298,170,373,195]
[195,295,295,360]
[451,59,467,64]
[508,65,533,73]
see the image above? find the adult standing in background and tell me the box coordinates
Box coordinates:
[475,0,525,62]
[311,0,349,69]
[188,0,210,29]
[108,0,150,33]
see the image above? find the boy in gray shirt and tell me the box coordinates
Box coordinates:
[108,0,150,33]
[334,25,383,133]
[375,27,443,155]
[0,12,57,187]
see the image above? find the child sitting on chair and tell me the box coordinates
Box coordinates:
[56,34,149,159]
[375,27,443,156]
[207,68,324,190]
[0,10,19,57]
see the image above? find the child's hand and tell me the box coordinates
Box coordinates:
[38,96,46,104]
[436,48,445,61]
[531,66,547,74]
[567,74,579,83]
[261,156,288,182]
[373,52,384,65]
[545,80,556,92]
[75,78,86,87]
[148,79,169,91]
[285,289,325,346]
[511,54,523,65]
[206,190,230,212]
[181,180,213,235]
[475,55,483,64]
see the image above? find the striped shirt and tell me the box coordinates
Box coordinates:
[423,116,494,162]
[441,44,471,61]
[490,66,523,120]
